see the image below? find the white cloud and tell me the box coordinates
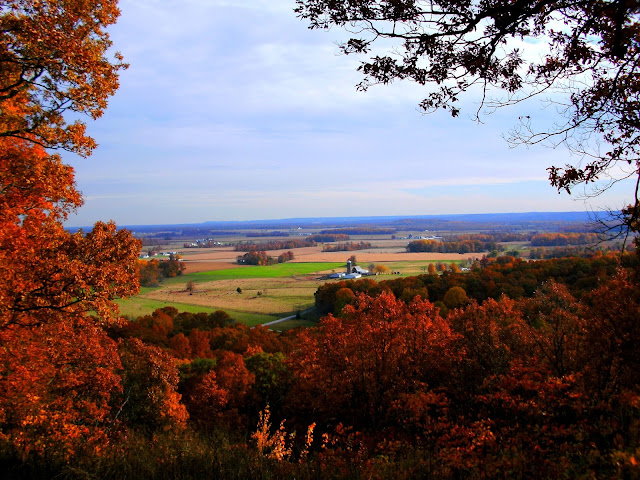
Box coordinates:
[64,0,632,226]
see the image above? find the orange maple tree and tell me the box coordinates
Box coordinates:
[0,0,126,156]
[0,0,139,461]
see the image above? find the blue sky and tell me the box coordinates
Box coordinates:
[65,0,635,226]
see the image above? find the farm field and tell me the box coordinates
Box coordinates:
[177,242,477,274]
[119,262,345,324]
[127,231,544,325]
[115,297,277,326]
[121,254,472,324]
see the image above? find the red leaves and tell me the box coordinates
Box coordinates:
[0,1,140,465]
[289,292,457,429]
[0,217,140,329]
[0,317,122,460]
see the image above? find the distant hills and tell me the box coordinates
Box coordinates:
[68,211,607,235]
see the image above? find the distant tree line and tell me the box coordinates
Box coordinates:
[235,239,315,252]
[309,233,350,242]
[236,250,295,266]
[246,231,290,237]
[234,234,353,252]
[138,237,165,246]
[450,232,530,242]
[529,244,628,259]
[322,241,373,252]
[530,232,600,246]
[319,228,397,235]
[407,238,499,254]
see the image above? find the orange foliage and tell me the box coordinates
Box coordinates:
[0,1,138,464]
[118,338,188,431]
[214,351,254,409]
[189,329,214,359]
[0,317,122,460]
[0,0,126,156]
[184,371,229,426]
[169,333,191,359]
[289,292,457,429]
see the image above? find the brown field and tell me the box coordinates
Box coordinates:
[182,260,241,274]
[145,277,323,316]
[179,248,241,273]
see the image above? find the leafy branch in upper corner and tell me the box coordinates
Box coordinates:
[295,0,640,234]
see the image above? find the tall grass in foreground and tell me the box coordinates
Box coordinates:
[0,429,438,480]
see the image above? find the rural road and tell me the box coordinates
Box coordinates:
[261,309,313,327]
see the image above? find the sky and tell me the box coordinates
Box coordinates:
[65,0,636,227]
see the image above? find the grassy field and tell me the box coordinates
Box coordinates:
[378,259,470,275]
[270,318,317,331]
[119,262,345,325]
[116,296,278,326]
[162,262,345,286]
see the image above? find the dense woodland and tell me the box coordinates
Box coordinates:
[234,239,316,252]
[407,238,500,254]
[2,1,640,479]
[4,252,639,478]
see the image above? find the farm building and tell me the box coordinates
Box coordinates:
[344,273,362,279]
[346,260,369,275]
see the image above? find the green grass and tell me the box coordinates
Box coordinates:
[162,262,344,285]
[116,297,277,326]
[270,318,317,331]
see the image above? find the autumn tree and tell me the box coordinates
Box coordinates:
[443,285,468,309]
[372,264,390,274]
[0,0,136,328]
[295,0,640,229]
[334,286,356,313]
[118,338,188,432]
[0,317,123,461]
[0,0,138,462]
[138,259,162,287]
[246,351,292,413]
[289,292,457,429]
[518,281,584,377]
[277,250,295,263]
[0,0,127,155]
